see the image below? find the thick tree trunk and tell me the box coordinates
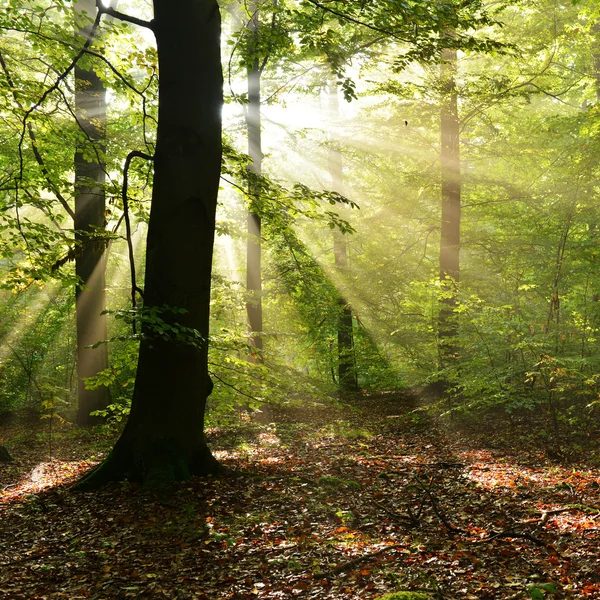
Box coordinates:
[327,76,357,392]
[438,47,460,370]
[246,5,263,358]
[74,0,111,425]
[78,0,223,488]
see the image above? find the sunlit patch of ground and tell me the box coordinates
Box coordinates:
[544,510,600,532]
[257,432,280,446]
[0,459,98,503]
[2,395,600,598]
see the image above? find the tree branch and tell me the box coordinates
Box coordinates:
[325,543,405,576]
[96,0,154,31]
[122,150,153,332]
[303,0,411,44]
[17,12,103,186]
[0,50,75,220]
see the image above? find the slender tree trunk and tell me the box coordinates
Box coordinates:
[74,0,110,425]
[327,76,357,392]
[593,23,600,103]
[246,4,263,359]
[78,0,223,489]
[438,47,461,371]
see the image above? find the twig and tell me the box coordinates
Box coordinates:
[303,0,412,44]
[539,504,600,525]
[208,370,263,404]
[324,543,405,576]
[414,475,465,534]
[81,48,157,150]
[373,499,415,525]
[479,530,546,547]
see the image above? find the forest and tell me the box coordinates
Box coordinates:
[0,0,599,598]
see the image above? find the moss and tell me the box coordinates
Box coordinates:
[377,592,433,600]
[318,475,361,488]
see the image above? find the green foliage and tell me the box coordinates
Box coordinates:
[318,475,360,489]
[0,285,76,416]
[0,0,599,438]
[90,402,130,426]
[377,592,432,600]
[527,582,557,599]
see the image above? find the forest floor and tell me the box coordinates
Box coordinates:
[1,390,600,600]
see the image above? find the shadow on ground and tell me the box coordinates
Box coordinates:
[1,389,599,599]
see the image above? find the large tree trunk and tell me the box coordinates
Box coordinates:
[79,0,223,488]
[438,47,461,371]
[246,4,263,358]
[74,0,111,425]
[327,76,357,392]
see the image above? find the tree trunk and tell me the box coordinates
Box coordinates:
[327,75,357,392]
[78,0,223,488]
[74,0,111,425]
[593,23,600,103]
[438,47,461,371]
[0,445,12,462]
[246,4,263,358]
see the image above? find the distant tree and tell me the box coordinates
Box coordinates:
[74,0,111,425]
[245,0,264,360]
[438,47,460,374]
[327,73,358,392]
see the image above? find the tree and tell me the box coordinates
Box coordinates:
[438,47,461,374]
[80,0,223,487]
[327,74,358,392]
[74,0,111,425]
[245,0,264,360]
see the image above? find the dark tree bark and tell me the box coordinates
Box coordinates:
[327,76,357,392]
[79,0,223,488]
[74,0,111,425]
[438,47,460,370]
[246,4,263,359]
[0,445,12,462]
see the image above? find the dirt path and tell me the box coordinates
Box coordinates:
[1,392,599,599]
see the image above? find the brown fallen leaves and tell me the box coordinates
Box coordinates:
[1,393,599,599]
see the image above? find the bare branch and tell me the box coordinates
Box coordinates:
[122,150,154,332]
[96,0,154,31]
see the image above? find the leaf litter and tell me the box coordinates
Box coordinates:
[1,391,599,599]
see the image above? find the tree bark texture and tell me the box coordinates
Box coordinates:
[593,23,600,103]
[438,47,460,367]
[246,5,263,358]
[79,0,223,488]
[74,0,111,425]
[327,76,357,392]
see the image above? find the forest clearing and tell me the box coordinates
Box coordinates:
[1,392,599,599]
